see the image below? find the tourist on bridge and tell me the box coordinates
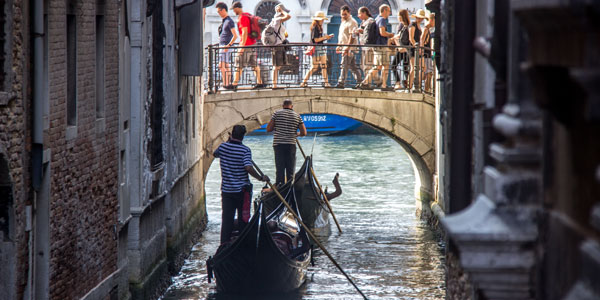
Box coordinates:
[267,3,291,89]
[391,9,411,90]
[358,4,395,91]
[354,7,378,88]
[420,12,435,93]
[267,99,307,187]
[216,2,237,90]
[408,9,428,91]
[213,125,269,244]
[335,5,362,88]
[300,11,334,88]
[229,1,265,90]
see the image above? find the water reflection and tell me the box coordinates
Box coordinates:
[160,134,445,300]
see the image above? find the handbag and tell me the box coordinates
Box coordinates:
[304,45,315,56]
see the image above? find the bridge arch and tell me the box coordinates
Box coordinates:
[202,89,435,216]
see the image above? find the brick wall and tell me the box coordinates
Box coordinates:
[46,0,119,298]
[0,0,29,297]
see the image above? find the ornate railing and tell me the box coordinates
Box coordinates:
[205,43,436,95]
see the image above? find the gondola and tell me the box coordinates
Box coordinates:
[206,165,312,295]
[263,157,335,236]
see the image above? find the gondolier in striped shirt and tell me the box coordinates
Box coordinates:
[267,99,308,186]
[213,125,269,244]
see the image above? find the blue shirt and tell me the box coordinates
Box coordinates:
[213,140,252,193]
[219,16,235,46]
[375,16,389,45]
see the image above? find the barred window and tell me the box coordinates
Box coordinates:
[255,0,280,23]
[0,0,13,105]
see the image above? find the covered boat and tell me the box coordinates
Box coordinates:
[206,164,312,295]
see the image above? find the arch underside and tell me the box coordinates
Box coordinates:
[203,90,435,214]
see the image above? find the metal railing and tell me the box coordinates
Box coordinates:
[205,43,436,95]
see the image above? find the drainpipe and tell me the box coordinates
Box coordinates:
[32,0,43,190]
[29,0,44,298]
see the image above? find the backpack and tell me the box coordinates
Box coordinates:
[242,13,262,40]
[261,22,283,46]
[360,18,378,45]
[398,23,410,46]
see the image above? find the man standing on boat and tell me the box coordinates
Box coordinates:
[267,99,307,187]
[213,125,269,244]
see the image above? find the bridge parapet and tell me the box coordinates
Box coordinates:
[203,88,436,216]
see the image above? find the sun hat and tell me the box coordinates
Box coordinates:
[411,9,429,20]
[275,3,290,13]
[311,11,329,21]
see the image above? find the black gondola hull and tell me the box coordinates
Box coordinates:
[207,170,311,295]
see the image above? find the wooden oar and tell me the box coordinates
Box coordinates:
[251,161,368,300]
[296,138,343,233]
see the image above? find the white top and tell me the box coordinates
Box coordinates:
[269,12,287,45]
[338,17,358,51]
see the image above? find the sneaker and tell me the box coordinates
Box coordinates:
[253,83,266,89]
[335,83,345,89]
[357,83,372,90]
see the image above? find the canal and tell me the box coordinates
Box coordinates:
[160,134,446,299]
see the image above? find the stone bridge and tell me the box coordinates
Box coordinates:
[202,88,436,215]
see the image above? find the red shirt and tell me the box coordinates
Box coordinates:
[238,13,256,46]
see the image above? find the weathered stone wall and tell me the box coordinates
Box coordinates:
[0,0,29,297]
[46,0,120,298]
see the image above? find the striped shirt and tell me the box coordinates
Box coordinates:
[213,140,252,193]
[271,108,303,145]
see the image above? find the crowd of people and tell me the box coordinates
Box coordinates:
[215,2,436,93]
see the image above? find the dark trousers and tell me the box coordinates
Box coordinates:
[220,191,245,244]
[391,52,409,83]
[274,144,297,186]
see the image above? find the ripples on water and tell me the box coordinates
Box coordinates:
[160,134,446,300]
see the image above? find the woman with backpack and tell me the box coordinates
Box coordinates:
[300,11,334,88]
[391,9,411,90]
[263,4,291,89]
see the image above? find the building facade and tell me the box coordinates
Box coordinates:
[1,0,124,298]
[439,0,600,299]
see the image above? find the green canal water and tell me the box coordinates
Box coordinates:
[160,134,446,299]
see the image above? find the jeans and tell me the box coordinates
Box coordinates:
[391,51,409,83]
[220,191,246,244]
[274,144,297,186]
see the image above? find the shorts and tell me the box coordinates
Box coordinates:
[361,48,375,69]
[235,48,257,68]
[219,47,232,63]
[373,48,391,65]
[314,45,327,58]
[272,46,286,66]
[425,58,434,74]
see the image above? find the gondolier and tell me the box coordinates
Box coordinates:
[267,99,307,186]
[213,125,268,244]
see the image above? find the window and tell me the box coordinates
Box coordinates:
[255,0,280,23]
[66,13,77,126]
[0,0,13,105]
[95,15,105,119]
[0,154,12,241]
